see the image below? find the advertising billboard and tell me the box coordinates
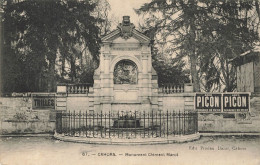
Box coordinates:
[195,93,250,112]
[223,93,250,112]
[195,93,222,112]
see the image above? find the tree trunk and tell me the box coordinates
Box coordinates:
[61,56,66,78]
[186,0,200,92]
[190,53,200,92]
[70,55,76,82]
[47,54,56,92]
[255,0,260,19]
[189,11,200,91]
[225,56,231,92]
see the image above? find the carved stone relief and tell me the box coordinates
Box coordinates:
[113,60,138,84]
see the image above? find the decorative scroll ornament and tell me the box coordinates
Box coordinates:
[117,16,135,39]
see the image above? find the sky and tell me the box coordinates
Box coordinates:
[107,0,151,29]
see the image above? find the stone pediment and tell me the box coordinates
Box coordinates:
[101,16,150,44]
[102,29,150,44]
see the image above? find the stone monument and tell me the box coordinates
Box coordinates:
[93,16,159,113]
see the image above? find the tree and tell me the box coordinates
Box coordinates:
[199,0,259,91]
[2,0,101,92]
[137,0,209,92]
[142,27,189,86]
[136,0,259,92]
[94,0,111,36]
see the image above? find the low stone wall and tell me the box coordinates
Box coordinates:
[0,97,55,135]
[67,95,90,113]
[159,93,195,112]
[198,114,260,133]
[198,95,260,133]
[1,93,260,135]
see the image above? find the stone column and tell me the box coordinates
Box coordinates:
[102,53,111,100]
[101,53,112,113]
[141,53,149,103]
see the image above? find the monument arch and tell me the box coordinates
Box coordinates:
[110,55,142,73]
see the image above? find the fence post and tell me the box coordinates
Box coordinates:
[109,111,111,138]
[104,112,106,138]
[167,110,168,137]
[82,112,85,136]
[73,110,76,136]
[193,112,195,134]
[183,111,185,135]
[187,111,190,134]
[143,111,145,138]
[151,111,153,137]
[118,111,120,138]
[93,112,95,137]
[101,111,103,138]
[147,112,149,137]
[159,111,162,137]
[196,112,198,133]
[55,111,62,134]
[134,111,137,138]
[172,111,175,136]
[69,111,71,135]
[178,110,181,135]
[86,110,88,137]
[64,112,67,135]
[155,111,158,137]
[79,111,81,136]
[122,112,124,137]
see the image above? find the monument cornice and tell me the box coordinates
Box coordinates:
[101,26,150,44]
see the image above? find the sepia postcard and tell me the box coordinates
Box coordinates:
[0,0,260,165]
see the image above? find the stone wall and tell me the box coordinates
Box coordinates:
[67,95,91,113]
[159,93,195,112]
[159,93,260,133]
[198,95,260,133]
[0,97,55,135]
[1,93,260,135]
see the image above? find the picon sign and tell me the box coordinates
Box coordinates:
[195,93,222,112]
[195,93,250,112]
[222,93,249,112]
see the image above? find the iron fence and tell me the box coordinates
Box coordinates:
[56,110,198,138]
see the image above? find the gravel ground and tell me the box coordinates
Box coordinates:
[0,136,259,165]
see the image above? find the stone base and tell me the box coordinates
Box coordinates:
[54,132,200,144]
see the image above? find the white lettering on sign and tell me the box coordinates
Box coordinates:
[223,96,247,108]
[196,96,220,108]
[205,96,209,107]
[197,97,201,107]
